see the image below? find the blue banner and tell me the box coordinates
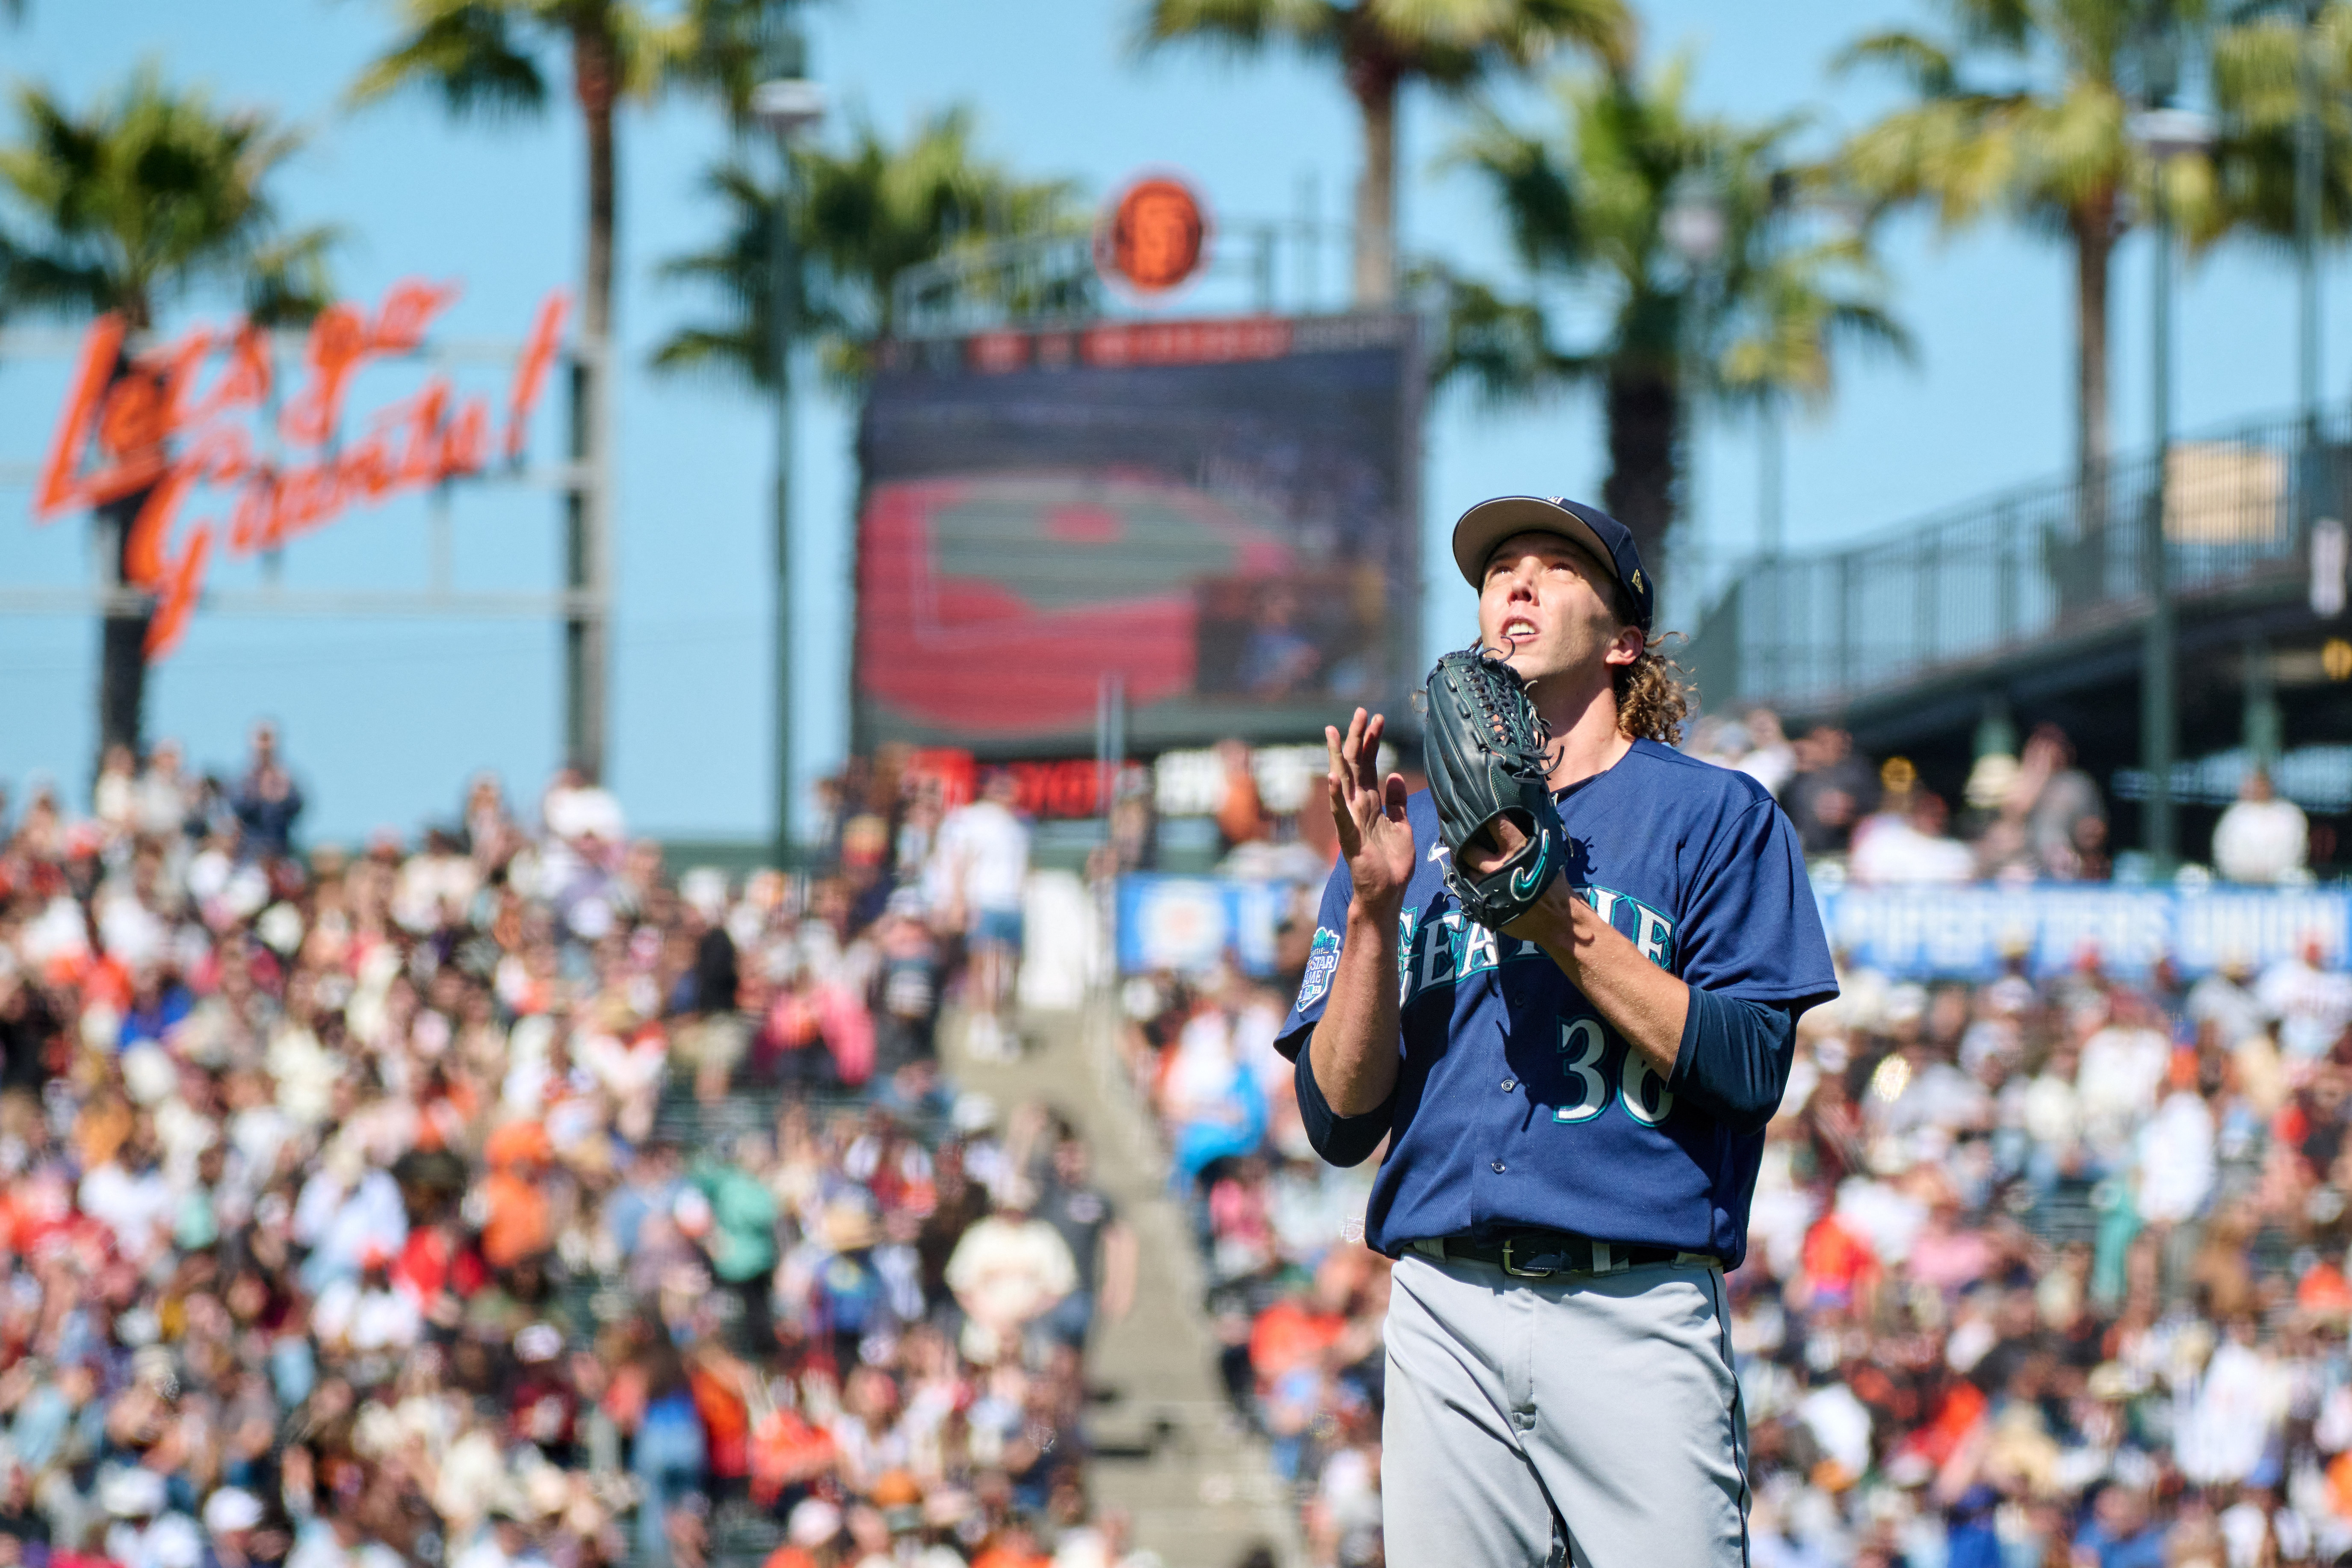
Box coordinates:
[1116,874,2352,981]
[1117,875,1297,977]
[1814,884,2350,980]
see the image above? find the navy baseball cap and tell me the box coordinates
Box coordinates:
[1451,495,1654,633]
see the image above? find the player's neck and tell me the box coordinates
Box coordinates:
[1537,669,1633,792]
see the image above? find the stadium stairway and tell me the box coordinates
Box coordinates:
[950,1003,1305,1568]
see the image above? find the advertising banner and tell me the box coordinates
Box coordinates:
[1117,874,1297,978]
[854,313,1421,755]
[1116,874,2352,982]
[1816,884,2349,979]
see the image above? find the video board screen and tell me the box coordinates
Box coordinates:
[853,313,1421,756]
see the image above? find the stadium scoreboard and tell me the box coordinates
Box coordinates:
[852,312,1423,759]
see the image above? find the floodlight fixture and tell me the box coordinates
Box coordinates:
[752,79,827,139]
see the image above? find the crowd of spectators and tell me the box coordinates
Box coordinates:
[0,725,1168,1568]
[1689,710,2324,888]
[18,708,2352,1568]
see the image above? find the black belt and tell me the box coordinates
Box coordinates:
[1408,1230,1711,1279]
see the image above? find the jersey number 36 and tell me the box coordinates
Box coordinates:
[1554,1015,1675,1126]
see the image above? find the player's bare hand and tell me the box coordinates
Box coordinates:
[1326,708,1414,917]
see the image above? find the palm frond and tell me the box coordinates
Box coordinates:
[1374,0,1637,81]
[0,66,333,325]
[1427,268,1591,403]
[1833,30,1960,96]
[1447,104,1586,273]
[651,107,1081,392]
[244,224,339,326]
[348,0,548,119]
[1132,0,1342,59]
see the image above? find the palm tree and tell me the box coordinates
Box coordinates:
[653,107,1080,389]
[1137,0,1634,307]
[351,0,792,776]
[352,0,788,350]
[2201,3,2352,249]
[1835,0,2203,499]
[1437,58,1905,583]
[0,68,334,760]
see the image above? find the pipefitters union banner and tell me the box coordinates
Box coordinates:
[854,314,1422,754]
[1117,874,2352,980]
[1817,884,2349,979]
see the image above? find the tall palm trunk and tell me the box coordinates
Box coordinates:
[576,26,617,348]
[1601,366,1682,585]
[95,324,156,772]
[2074,190,2113,491]
[2051,192,2115,617]
[1346,50,1400,308]
[96,490,154,767]
[568,18,618,779]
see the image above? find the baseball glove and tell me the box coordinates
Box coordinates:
[1421,647,1567,929]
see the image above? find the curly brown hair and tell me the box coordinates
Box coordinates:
[1613,636,1693,746]
[1590,567,1693,746]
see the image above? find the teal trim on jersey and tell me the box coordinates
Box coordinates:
[1394,905,1421,1003]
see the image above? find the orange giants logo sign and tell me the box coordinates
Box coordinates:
[1096,174,1208,294]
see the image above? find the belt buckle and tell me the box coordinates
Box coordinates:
[1501,1237,1555,1279]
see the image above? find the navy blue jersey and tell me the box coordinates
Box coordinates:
[1275,740,1836,1266]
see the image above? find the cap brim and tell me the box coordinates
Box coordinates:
[1451,497,1613,590]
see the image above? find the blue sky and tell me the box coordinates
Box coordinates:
[1,0,2343,842]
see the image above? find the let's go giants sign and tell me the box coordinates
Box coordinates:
[33,280,568,658]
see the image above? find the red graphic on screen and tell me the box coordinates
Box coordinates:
[857,474,1291,736]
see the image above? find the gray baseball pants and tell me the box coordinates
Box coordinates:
[1381,1248,1750,1567]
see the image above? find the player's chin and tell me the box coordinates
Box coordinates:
[1499,644,1573,685]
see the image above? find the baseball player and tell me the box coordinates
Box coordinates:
[1277,496,1837,1566]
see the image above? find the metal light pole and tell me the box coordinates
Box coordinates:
[1661,184,1726,608]
[2299,0,2324,433]
[2130,105,2215,876]
[753,77,826,873]
[1759,394,1785,698]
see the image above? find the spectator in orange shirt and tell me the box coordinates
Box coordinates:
[1797,1208,1880,1315]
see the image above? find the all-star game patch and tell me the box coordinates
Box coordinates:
[1296,926,1342,1010]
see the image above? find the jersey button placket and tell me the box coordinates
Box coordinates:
[1490,1160,1506,1174]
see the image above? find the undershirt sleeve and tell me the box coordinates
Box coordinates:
[1294,1041,1395,1169]
[1668,986,1798,1136]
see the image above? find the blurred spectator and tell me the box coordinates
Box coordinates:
[938,773,1030,1065]
[231,721,303,860]
[944,1178,1076,1367]
[1238,585,1319,699]
[1849,764,1976,886]
[1213,740,1268,851]
[2256,935,2352,1064]
[1737,708,1797,797]
[1981,724,2107,882]
[1778,726,1879,859]
[1035,1135,1135,1351]
[2213,768,2310,886]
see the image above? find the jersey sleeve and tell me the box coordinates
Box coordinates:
[1676,795,1838,1012]
[1272,855,1355,1063]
